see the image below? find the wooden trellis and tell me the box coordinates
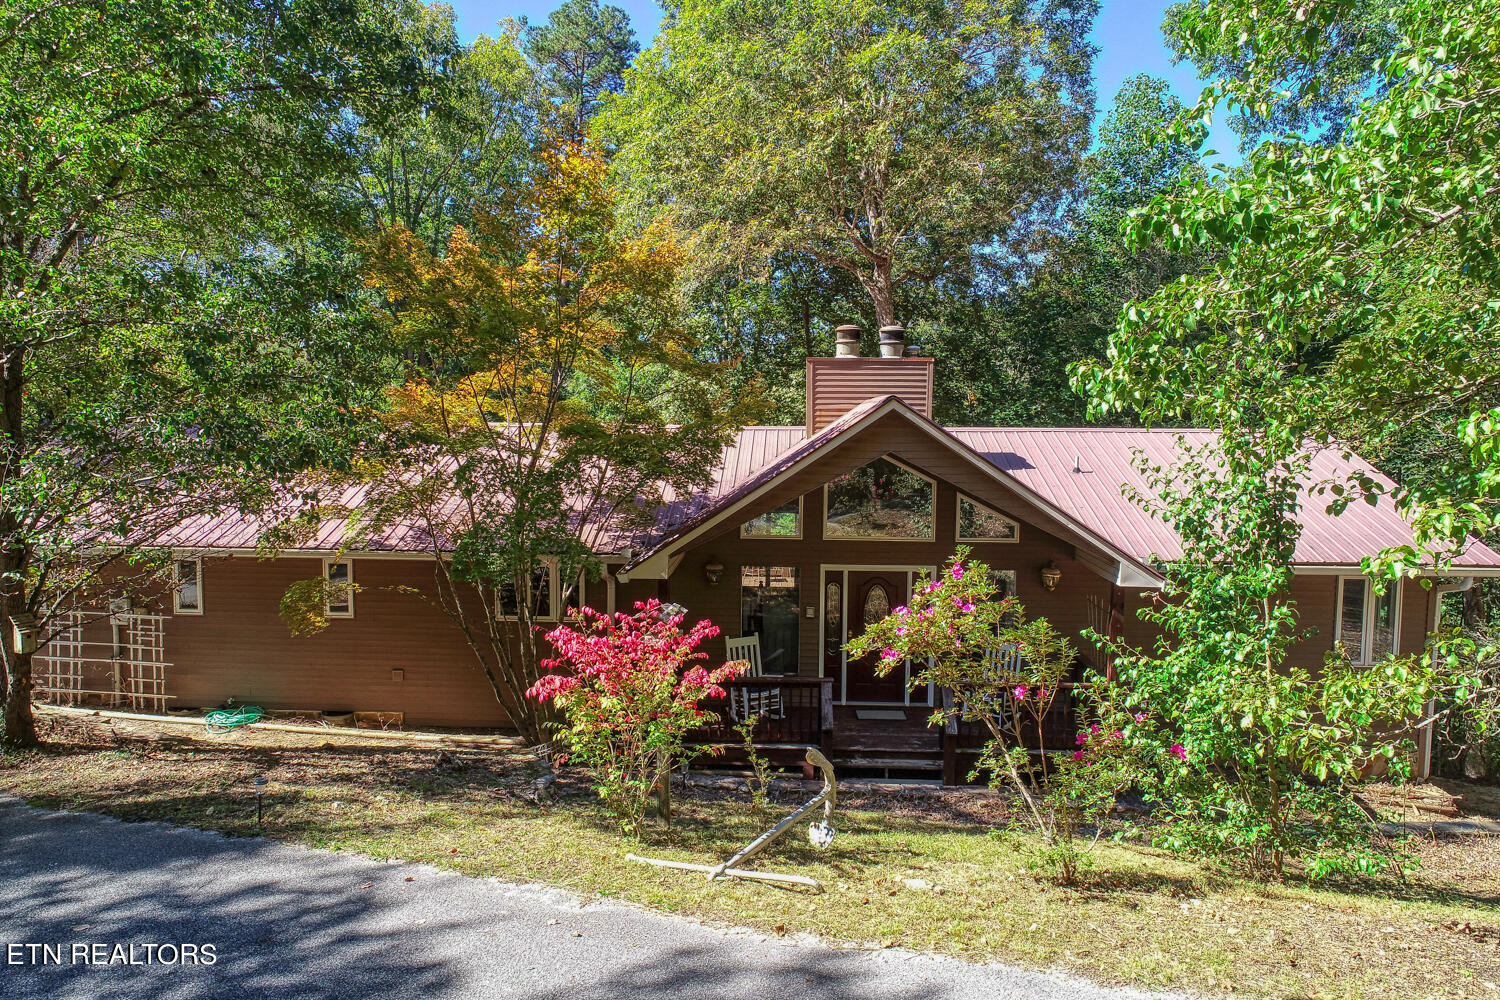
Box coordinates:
[35,608,173,713]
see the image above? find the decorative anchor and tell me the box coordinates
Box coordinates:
[628,747,838,893]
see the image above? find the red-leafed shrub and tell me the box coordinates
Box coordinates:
[528,600,742,835]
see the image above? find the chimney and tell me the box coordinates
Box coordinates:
[805,320,934,434]
[834,324,862,358]
[877,325,906,358]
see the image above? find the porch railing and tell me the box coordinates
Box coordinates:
[690,677,834,749]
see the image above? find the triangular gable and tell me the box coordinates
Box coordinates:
[623,395,1164,587]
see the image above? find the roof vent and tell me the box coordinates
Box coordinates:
[877,325,906,359]
[834,324,861,358]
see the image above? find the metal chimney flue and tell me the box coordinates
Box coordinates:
[833,324,862,358]
[877,324,906,359]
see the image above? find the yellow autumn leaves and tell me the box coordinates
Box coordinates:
[362,140,689,435]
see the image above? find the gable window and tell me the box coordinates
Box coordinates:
[957,496,1019,542]
[324,559,354,618]
[824,456,935,540]
[741,497,802,538]
[173,557,202,615]
[1337,577,1399,664]
[741,565,799,675]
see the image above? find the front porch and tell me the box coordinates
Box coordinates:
[688,671,1089,784]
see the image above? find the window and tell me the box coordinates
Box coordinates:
[498,564,553,620]
[741,565,799,675]
[989,569,1019,625]
[741,497,802,538]
[988,569,1018,601]
[824,580,842,656]
[324,559,353,618]
[957,496,1019,542]
[1337,577,1399,664]
[824,457,935,540]
[173,558,202,614]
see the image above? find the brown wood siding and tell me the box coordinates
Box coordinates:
[1400,580,1434,658]
[805,357,934,433]
[49,557,513,728]
[1117,574,1435,675]
[662,419,1114,680]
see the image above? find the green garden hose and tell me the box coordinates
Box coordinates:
[204,705,265,735]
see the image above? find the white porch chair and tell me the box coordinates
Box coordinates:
[965,643,1025,732]
[724,633,785,722]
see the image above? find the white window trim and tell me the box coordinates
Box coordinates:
[822,454,938,543]
[324,558,354,619]
[955,494,1021,543]
[497,557,566,622]
[740,496,804,540]
[1336,576,1401,665]
[173,556,203,615]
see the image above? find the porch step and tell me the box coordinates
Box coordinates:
[835,756,943,773]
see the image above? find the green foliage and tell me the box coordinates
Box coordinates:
[279,576,361,639]
[602,0,1097,329]
[0,0,427,745]
[1074,0,1500,581]
[847,548,1146,882]
[919,74,1207,426]
[733,714,774,818]
[1097,436,1472,879]
[344,7,537,250]
[1072,4,1500,841]
[1163,0,1398,151]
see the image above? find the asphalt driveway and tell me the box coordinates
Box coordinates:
[0,795,1173,999]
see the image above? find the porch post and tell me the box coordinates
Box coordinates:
[1106,584,1125,683]
[818,677,834,749]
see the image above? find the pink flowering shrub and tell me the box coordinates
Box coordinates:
[528,600,742,835]
[848,547,1163,882]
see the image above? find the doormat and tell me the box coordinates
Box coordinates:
[855,709,908,721]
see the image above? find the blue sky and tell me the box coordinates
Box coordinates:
[447,0,1239,163]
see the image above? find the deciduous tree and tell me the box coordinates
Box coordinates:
[0,0,425,746]
[602,0,1097,329]
[346,142,763,745]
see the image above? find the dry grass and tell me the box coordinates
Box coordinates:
[4,711,1499,999]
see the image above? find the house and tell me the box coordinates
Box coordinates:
[37,325,1500,781]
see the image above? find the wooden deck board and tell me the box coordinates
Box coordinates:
[828,705,942,757]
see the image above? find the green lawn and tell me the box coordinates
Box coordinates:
[4,710,1498,999]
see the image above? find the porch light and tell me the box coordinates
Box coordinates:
[704,558,724,586]
[9,612,36,655]
[1040,561,1062,591]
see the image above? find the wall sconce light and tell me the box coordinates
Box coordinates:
[1040,560,1062,591]
[704,558,724,586]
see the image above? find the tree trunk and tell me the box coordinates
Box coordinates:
[2,647,37,748]
[0,342,35,748]
[863,259,898,330]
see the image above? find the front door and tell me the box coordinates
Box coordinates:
[843,572,910,703]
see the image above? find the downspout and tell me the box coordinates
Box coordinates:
[1418,576,1475,780]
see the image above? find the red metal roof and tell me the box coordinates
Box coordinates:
[151,403,1500,572]
[944,427,1500,569]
